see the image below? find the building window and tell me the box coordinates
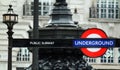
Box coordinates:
[118,48,120,63]
[17,48,30,61]
[101,48,113,63]
[90,0,119,19]
[23,0,53,16]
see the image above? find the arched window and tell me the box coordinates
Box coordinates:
[17,48,30,61]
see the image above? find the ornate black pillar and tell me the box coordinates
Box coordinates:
[47,0,76,27]
[27,0,93,70]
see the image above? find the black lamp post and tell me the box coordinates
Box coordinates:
[3,5,18,70]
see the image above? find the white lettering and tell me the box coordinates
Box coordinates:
[42,41,54,45]
[30,41,41,45]
[74,40,114,47]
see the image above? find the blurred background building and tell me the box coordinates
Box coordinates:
[0,0,120,70]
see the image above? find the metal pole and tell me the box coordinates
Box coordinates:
[7,26,14,70]
[32,0,39,70]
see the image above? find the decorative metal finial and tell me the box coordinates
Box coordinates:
[9,5,12,8]
[8,5,14,13]
[8,5,13,12]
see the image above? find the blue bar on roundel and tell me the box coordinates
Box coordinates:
[73,39,115,48]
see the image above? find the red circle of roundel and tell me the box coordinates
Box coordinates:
[80,28,108,58]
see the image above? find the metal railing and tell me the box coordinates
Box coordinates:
[17,48,30,61]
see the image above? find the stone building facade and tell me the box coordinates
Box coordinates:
[0,0,120,70]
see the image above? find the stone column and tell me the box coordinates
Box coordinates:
[113,48,119,64]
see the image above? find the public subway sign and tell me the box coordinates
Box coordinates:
[11,28,120,58]
[80,28,108,58]
[12,39,73,48]
[12,38,120,48]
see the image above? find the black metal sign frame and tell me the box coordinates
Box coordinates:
[12,38,120,48]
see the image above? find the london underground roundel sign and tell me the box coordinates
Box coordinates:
[80,28,108,58]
